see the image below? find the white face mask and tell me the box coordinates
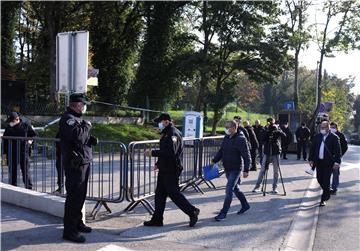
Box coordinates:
[158,122,165,131]
[82,104,87,114]
[320,129,327,135]
[9,122,16,127]
[330,128,337,133]
[224,128,231,135]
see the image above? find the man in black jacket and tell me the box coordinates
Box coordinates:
[243,120,259,171]
[234,116,250,142]
[2,112,36,189]
[60,93,98,243]
[329,122,348,195]
[309,121,342,206]
[280,122,292,160]
[212,120,251,221]
[253,119,265,164]
[252,118,286,194]
[296,123,310,160]
[144,113,199,227]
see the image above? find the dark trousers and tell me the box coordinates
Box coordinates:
[258,144,263,163]
[297,141,307,160]
[56,154,64,190]
[250,149,257,170]
[9,152,32,189]
[316,160,333,202]
[282,143,289,158]
[152,171,196,222]
[63,163,90,234]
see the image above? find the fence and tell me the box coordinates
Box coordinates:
[0,135,224,217]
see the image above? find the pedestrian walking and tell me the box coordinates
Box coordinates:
[212,120,251,221]
[143,113,200,227]
[296,122,310,161]
[308,121,342,206]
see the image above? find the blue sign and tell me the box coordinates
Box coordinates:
[283,101,295,110]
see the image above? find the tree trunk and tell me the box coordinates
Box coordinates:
[211,108,220,136]
[294,49,299,110]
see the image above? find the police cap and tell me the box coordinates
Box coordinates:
[69,93,90,105]
[153,113,172,123]
[6,111,19,122]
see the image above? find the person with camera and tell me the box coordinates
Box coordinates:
[59,93,98,243]
[252,117,286,194]
[212,120,251,221]
[143,113,200,227]
[308,121,342,206]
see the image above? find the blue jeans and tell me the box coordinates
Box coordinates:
[220,169,249,214]
[331,169,340,190]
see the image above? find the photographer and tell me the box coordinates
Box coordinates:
[252,117,286,194]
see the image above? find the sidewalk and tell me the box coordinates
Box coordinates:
[1,157,317,251]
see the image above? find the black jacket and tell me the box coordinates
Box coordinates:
[296,127,310,142]
[244,125,259,150]
[253,125,265,145]
[280,126,292,145]
[263,125,286,155]
[309,132,342,166]
[59,107,94,166]
[3,120,37,155]
[335,131,348,156]
[151,123,183,174]
[212,132,251,172]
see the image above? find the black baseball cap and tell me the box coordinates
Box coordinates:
[233,116,242,121]
[153,113,172,123]
[6,112,19,122]
[69,93,90,105]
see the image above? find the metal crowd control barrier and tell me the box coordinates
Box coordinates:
[0,136,127,219]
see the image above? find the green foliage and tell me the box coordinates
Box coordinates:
[1,1,20,70]
[90,1,143,104]
[353,95,360,132]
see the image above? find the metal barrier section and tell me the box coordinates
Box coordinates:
[1,136,127,218]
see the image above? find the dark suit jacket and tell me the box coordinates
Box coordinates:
[309,132,342,166]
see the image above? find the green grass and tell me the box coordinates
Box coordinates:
[37,123,160,144]
[37,109,270,142]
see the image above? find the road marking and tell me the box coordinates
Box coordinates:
[97,244,134,251]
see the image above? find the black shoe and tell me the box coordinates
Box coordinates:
[250,168,257,171]
[330,189,337,195]
[78,224,92,233]
[237,205,250,215]
[283,157,288,160]
[303,158,307,161]
[63,232,86,243]
[189,208,200,227]
[143,219,163,227]
[319,201,326,207]
[297,158,300,160]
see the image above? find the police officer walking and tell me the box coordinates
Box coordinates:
[59,93,98,243]
[143,113,200,227]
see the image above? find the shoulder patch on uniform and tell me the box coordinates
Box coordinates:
[172,136,177,143]
[66,119,76,126]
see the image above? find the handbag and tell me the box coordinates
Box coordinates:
[203,164,220,181]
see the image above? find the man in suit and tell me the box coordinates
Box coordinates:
[308,121,342,207]
[296,122,310,160]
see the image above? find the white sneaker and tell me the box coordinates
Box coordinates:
[252,187,261,193]
[305,169,315,176]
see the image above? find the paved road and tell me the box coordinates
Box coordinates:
[1,148,359,251]
[313,145,360,251]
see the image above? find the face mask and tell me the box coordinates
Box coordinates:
[320,129,327,135]
[224,128,231,135]
[9,122,16,127]
[330,128,337,133]
[82,105,87,114]
[158,122,165,131]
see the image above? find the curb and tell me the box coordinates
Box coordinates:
[281,175,321,251]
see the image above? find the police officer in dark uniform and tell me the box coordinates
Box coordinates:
[143,113,200,227]
[59,93,98,243]
[2,112,36,189]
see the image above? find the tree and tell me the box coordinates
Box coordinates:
[1,1,20,70]
[285,0,311,110]
[311,0,360,131]
[90,1,143,104]
[129,1,191,110]
[191,1,291,134]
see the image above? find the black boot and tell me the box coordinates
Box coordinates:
[63,232,86,243]
[143,219,163,227]
[78,223,92,233]
[189,208,200,227]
